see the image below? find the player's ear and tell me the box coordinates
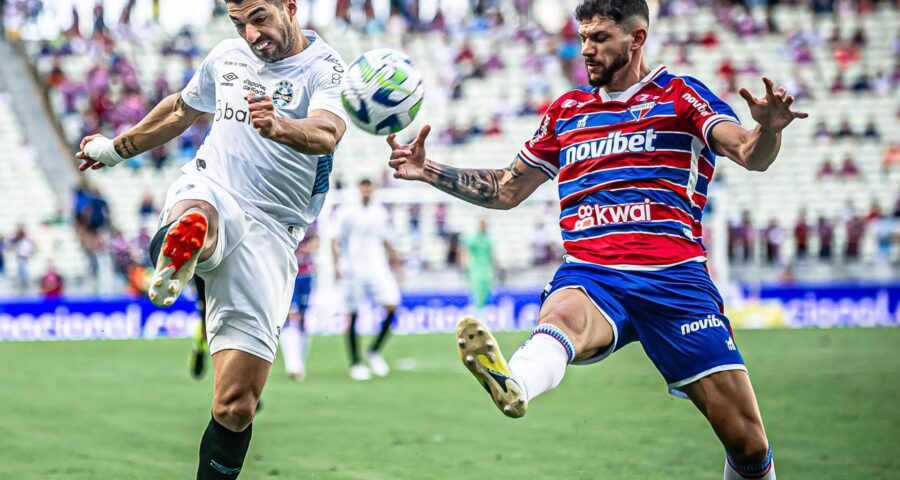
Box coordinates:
[283,0,297,18]
[630,25,648,50]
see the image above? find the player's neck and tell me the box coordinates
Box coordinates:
[283,26,309,58]
[605,57,651,94]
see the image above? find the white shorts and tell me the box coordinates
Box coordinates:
[343,268,401,312]
[160,173,300,363]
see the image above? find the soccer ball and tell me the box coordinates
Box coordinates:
[341,49,425,135]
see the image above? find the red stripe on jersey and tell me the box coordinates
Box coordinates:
[564,233,706,267]
[560,178,691,207]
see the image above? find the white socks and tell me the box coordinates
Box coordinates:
[508,324,575,401]
[725,447,775,479]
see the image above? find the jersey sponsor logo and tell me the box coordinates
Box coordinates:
[214,100,252,125]
[242,79,265,96]
[272,80,294,107]
[573,199,652,230]
[562,129,657,166]
[681,92,712,117]
[324,54,345,85]
[528,112,552,148]
[680,314,726,335]
[561,98,596,109]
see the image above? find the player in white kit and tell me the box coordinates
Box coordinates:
[331,179,402,380]
[75,1,347,478]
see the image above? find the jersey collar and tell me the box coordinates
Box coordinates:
[597,65,667,103]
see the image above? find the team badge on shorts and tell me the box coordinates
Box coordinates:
[272,80,294,107]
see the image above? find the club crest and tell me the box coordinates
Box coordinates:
[629,101,656,122]
[272,80,294,107]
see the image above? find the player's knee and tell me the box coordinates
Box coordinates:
[726,429,769,465]
[213,394,257,432]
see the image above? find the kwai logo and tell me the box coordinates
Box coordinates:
[563,129,657,166]
[574,199,652,230]
[680,314,727,335]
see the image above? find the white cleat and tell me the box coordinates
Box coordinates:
[350,364,372,381]
[367,352,390,377]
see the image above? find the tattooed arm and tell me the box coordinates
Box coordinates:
[387,125,548,210]
[77,93,207,171]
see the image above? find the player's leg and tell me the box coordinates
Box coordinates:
[280,275,309,381]
[457,287,615,417]
[149,198,220,307]
[189,277,209,379]
[367,271,401,377]
[679,371,775,479]
[197,349,270,480]
[344,277,371,380]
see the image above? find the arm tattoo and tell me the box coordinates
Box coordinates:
[115,136,140,158]
[424,162,504,207]
[174,95,187,112]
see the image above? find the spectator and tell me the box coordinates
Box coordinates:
[844,215,865,261]
[12,225,34,288]
[40,265,64,299]
[794,210,810,260]
[818,158,836,179]
[866,201,882,223]
[110,230,133,283]
[674,45,692,66]
[838,155,860,179]
[738,210,754,262]
[861,119,880,140]
[884,143,900,170]
[484,115,503,136]
[139,191,155,219]
[435,203,449,237]
[817,216,834,261]
[834,118,856,139]
[850,26,867,47]
[851,72,872,92]
[717,59,737,93]
[0,234,5,277]
[872,213,895,261]
[812,120,831,141]
[829,73,846,93]
[408,203,421,236]
[763,219,783,264]
[699,30,718,47]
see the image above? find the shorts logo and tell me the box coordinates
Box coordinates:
[681,314,726,335]
[272,80,294,107]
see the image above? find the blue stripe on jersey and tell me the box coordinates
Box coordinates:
[561,220,695,242]
[312,152,334,195]
[559,166,690,201]
[556,102,676,135]
[560,188,694,219]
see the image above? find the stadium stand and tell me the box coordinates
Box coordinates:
[3,0,899,294]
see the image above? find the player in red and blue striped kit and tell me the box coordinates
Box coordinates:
[387,0,806,477]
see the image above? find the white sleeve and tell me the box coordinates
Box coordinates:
[180,46,220,113]
[308,54,350,128]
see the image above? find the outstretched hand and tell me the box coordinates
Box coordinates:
[739,77,809,133]
[386,125,431,182]
[76,134,106,171]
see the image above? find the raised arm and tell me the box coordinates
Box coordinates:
[387,125,548,210]
[710,77,808,172]
[76,93,207,171]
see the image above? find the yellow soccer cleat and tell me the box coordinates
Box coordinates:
[456,316,527,418]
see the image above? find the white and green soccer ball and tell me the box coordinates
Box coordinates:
[341,49,425,135]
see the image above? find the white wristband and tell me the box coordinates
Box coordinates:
[84,136,127,167]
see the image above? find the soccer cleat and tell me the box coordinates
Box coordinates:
[148,211,208,308]
[456,316,527,418]
[367,352,390,377]
[349,364,372,381]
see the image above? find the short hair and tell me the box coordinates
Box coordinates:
[575,0,650,30]
[359,178,373,187]
[224,0,283,5]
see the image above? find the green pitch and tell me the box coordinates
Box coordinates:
[1,328,898,479]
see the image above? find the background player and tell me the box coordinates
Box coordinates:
[75,0,348,478]
[332,179,402,381]
[461,219,495,312]
[280,223,319,381]
[386,0,807,478]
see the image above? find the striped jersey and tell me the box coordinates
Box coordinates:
[517,66,739,270]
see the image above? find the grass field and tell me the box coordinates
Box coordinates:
[1,328,899,479]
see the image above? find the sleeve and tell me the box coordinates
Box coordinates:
[517,101,562,179]
[676,76,740,150]
[308,53,350,128]
[180,43,221,113]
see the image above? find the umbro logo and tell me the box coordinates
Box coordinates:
[222,72,238,82]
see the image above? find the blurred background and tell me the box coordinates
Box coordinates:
[0,0,896,336]
[0,1,898,479]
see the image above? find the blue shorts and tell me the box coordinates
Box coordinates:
[541,260,746,397]
[291,275,314,315]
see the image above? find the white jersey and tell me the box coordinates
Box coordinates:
[180,31,348,240]
[334,201,394,274]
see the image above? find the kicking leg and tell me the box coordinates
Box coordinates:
[680,370,775,479]
[456,288,613,418]
[149,200,219,307]
[198,349,270,480]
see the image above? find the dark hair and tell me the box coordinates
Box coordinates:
[359,179,373,187]
[575,0,650,30]
[224,0,283,5]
